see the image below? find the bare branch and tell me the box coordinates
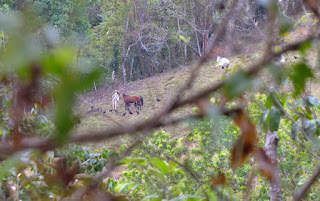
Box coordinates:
[72,139,143,199]
[0,107,243,158]
[294,164,320,201]
[177,31,320,108]
[302,0,320,20]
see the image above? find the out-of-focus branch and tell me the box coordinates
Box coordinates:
[0,113,201,156]
[294,164,320,201]
[173,0,238,97]
[0,30,320,159]
[0,107,244,159]
[302,0,320,20]
[71,107,243,199]
[269,92,320,158]
[177,31,320,108]
[72,138,143,199]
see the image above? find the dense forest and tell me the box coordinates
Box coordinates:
[1,0,320,200]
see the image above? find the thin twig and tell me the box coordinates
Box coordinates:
[294,164,320,201]
[245,166,256,201]
[173,0,238,98]
[176,31,320,109]
[0,31,319,158]
[72,139,143,199]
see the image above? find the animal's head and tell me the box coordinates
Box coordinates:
[122,92,127,96]
[217,56,221,62]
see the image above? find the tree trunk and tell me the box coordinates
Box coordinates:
[129,56,134,81]
[121,18,129,83]
[203,29,209,54]
[264,130,282,201]
[139,0,148,24]
[138,45,148,78]
[183,0,187,60]
[202,4,208,54]
[112,70,115,85]
[93,81,97,91]
[192,14,202,57]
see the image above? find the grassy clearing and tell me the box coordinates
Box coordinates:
[73,42,320,150]
[74,61,228,149]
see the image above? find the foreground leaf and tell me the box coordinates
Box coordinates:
[224,71,251,99]
[291,121,301,139]
[231,110,258,168]
[303,119,317,136]
[120,157,147,166]
[212,172,226,187]
[306,95,320,107]
[149,157,169,175]
[289,63,313,97]
[267,107,281,132]
[254,148,274,181]
[0,153,22,180]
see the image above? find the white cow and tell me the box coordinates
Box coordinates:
[217,56,230,69]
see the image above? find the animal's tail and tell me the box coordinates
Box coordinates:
[140,96,143,106]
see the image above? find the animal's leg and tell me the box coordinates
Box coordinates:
[123,104,127,116]
[127,103,132,114]
[115,102,118,113]
[136,103,140,114]
[123,104,126,114]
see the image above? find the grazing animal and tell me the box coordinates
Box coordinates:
[156,98,160,102]
[274,54,285,65]
[294,56,298,59]
[217,56,230,69]
[280,55,285,63]
[122,93,143,115]
[112,90,120,113]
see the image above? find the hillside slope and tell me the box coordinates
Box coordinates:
[73,47,319,150]
[73,55,256,150]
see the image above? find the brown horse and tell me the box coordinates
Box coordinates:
[122,93,143,115]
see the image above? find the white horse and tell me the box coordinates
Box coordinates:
[111,90,120,112]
